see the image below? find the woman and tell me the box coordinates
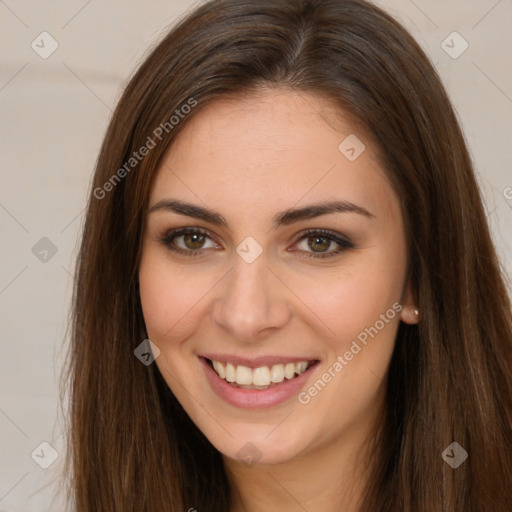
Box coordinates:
[62,0,512,510]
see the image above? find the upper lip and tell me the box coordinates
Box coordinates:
[200,353,318,368]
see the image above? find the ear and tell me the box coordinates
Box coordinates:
[399,278,420,325]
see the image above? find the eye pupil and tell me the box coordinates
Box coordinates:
[308,236,330,252]
[184,233,205,249]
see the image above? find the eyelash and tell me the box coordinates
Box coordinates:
[158,227,354,259]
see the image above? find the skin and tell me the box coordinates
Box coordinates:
[138,88,419,512]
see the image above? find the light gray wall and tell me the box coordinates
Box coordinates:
[1,1,510,510]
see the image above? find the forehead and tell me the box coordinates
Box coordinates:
[149,89,398,222]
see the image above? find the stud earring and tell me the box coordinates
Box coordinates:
[413,308,419,316]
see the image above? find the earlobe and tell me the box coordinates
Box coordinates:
[400,278,420,324]
[400,305,420,324]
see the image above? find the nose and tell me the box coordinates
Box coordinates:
[212,254,292,344]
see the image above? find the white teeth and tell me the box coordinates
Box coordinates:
[270,364,284,383]
[225,362,236,382]
[210,359,311,387]
[284,362,295,379]
[296,361,308,374]
[214,360,226,379]
[235,365,253,385]
[253,366,271,386]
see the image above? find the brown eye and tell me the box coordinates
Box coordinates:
[306,235,332,253]
[293,229,354,259]
[160,228,218,256]
[182,232,207,250]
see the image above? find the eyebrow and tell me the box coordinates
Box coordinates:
[147,198,375,229]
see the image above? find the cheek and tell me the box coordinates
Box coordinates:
[138,251,211,342]
[296,245,406,356]
[290,251,405,431]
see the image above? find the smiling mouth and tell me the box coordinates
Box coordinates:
[205,358,318,390]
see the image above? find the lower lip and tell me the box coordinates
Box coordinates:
[200,357,318,409]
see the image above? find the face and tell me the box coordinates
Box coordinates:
[138,89,414,466]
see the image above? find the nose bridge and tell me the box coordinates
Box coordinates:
[213,251,290,342]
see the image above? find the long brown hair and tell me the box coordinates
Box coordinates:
[61,0,512,510]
